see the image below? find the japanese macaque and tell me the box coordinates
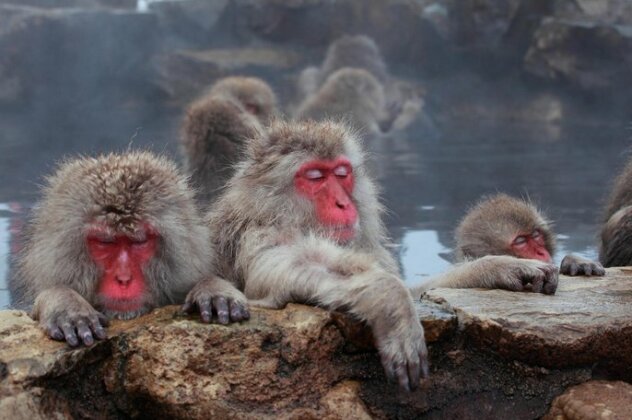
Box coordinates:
[299,34,388,97]
[207,76,278,124]
[180,76,277,202]
[296,35,422,134]
[600,157,632,267]
[189,120,557,391]
[11,152,248,347]
[455,194,605,276]
[296,68,387,134]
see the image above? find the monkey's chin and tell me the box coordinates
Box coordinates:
[329,225,356,244]
[97,295,152,320]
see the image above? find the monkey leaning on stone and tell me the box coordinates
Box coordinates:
[10,151,249,347]
[186,119,559,391]
[454,193,605,276]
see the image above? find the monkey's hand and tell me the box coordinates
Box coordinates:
[560,254,606,276]
[374,314,429,392]
[32,287,109,347]
[182,277,250,324]
[488,257,559,294]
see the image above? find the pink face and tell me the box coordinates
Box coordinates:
[86,224,158,314]
[510,229,552,262]
[294,157,358,243]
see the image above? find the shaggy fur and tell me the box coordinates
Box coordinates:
[206,119,426,390]
[208,76,278,124]
[296,68,385,134]
[455,193,556,261]
[180,76,276,203]
[318,35,388,86]
[12,152,219,319]
[600,156,632,266]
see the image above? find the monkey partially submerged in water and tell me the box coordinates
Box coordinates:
[455,193,604,276]
[188,120,559,391]
[181,76,278,202]
[12,151,249,346]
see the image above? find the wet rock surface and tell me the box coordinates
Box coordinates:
[424,268,632,375]
[544,380,632,420]
[2,269,632,418]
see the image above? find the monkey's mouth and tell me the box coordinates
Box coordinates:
[96,295,148,315]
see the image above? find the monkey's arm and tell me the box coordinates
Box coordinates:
[32,286,108,347]
[181,276,250,324]
[410,255,559,298]
[239,230,428,391]
[560,254,605,276]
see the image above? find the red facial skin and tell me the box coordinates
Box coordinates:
[244,103,260,116]
[295,157,358,242]
[510,229,552,262]
[86,225,158,313]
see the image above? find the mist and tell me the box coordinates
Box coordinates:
[0,0,630,306]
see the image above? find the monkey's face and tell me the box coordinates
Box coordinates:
[510,229,552,262]
[86,223,158,319]
[294,156,358,243]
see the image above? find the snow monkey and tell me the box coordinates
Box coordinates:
[187,120,559,391]
[600,156,632,267]
[455,193,605,276]
[296,68,387,134]
[298,34,388,98]
[12,152,249,347]
[181,76,277,202]
[296,35,422,134]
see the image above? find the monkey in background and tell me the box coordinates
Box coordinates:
[600,156,632,267]
[298,34,388,98]
[180,76,277,202]
[296,35,423,134]
[296,68,388,134]
[11,152,249,347]
[455,193,605,276]
[207,76,278,124]
[186,120,559,391]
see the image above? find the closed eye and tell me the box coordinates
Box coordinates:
[513,235,527,246]
[304,169,324,180]
[333,165,349,177]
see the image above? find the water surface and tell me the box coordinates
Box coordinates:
[0,106,629,308]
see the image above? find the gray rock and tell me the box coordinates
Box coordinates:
[525,18,632,91]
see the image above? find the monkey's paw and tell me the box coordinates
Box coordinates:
[560,254,605,277]
[42,307,109,347]
[377,321,429,392]
[503,259,559,295]
[182,278,250,325]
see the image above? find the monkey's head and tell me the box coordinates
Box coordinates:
[323,68,385,118]
[26,152,210,319]
[237,120,383,246]
[209,76,278,124]
[455,194,555,262]
[321,34,388,84]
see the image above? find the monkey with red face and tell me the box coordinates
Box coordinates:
[455,194,604,276]
[187,120,559,391]
[11,152,249,347]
